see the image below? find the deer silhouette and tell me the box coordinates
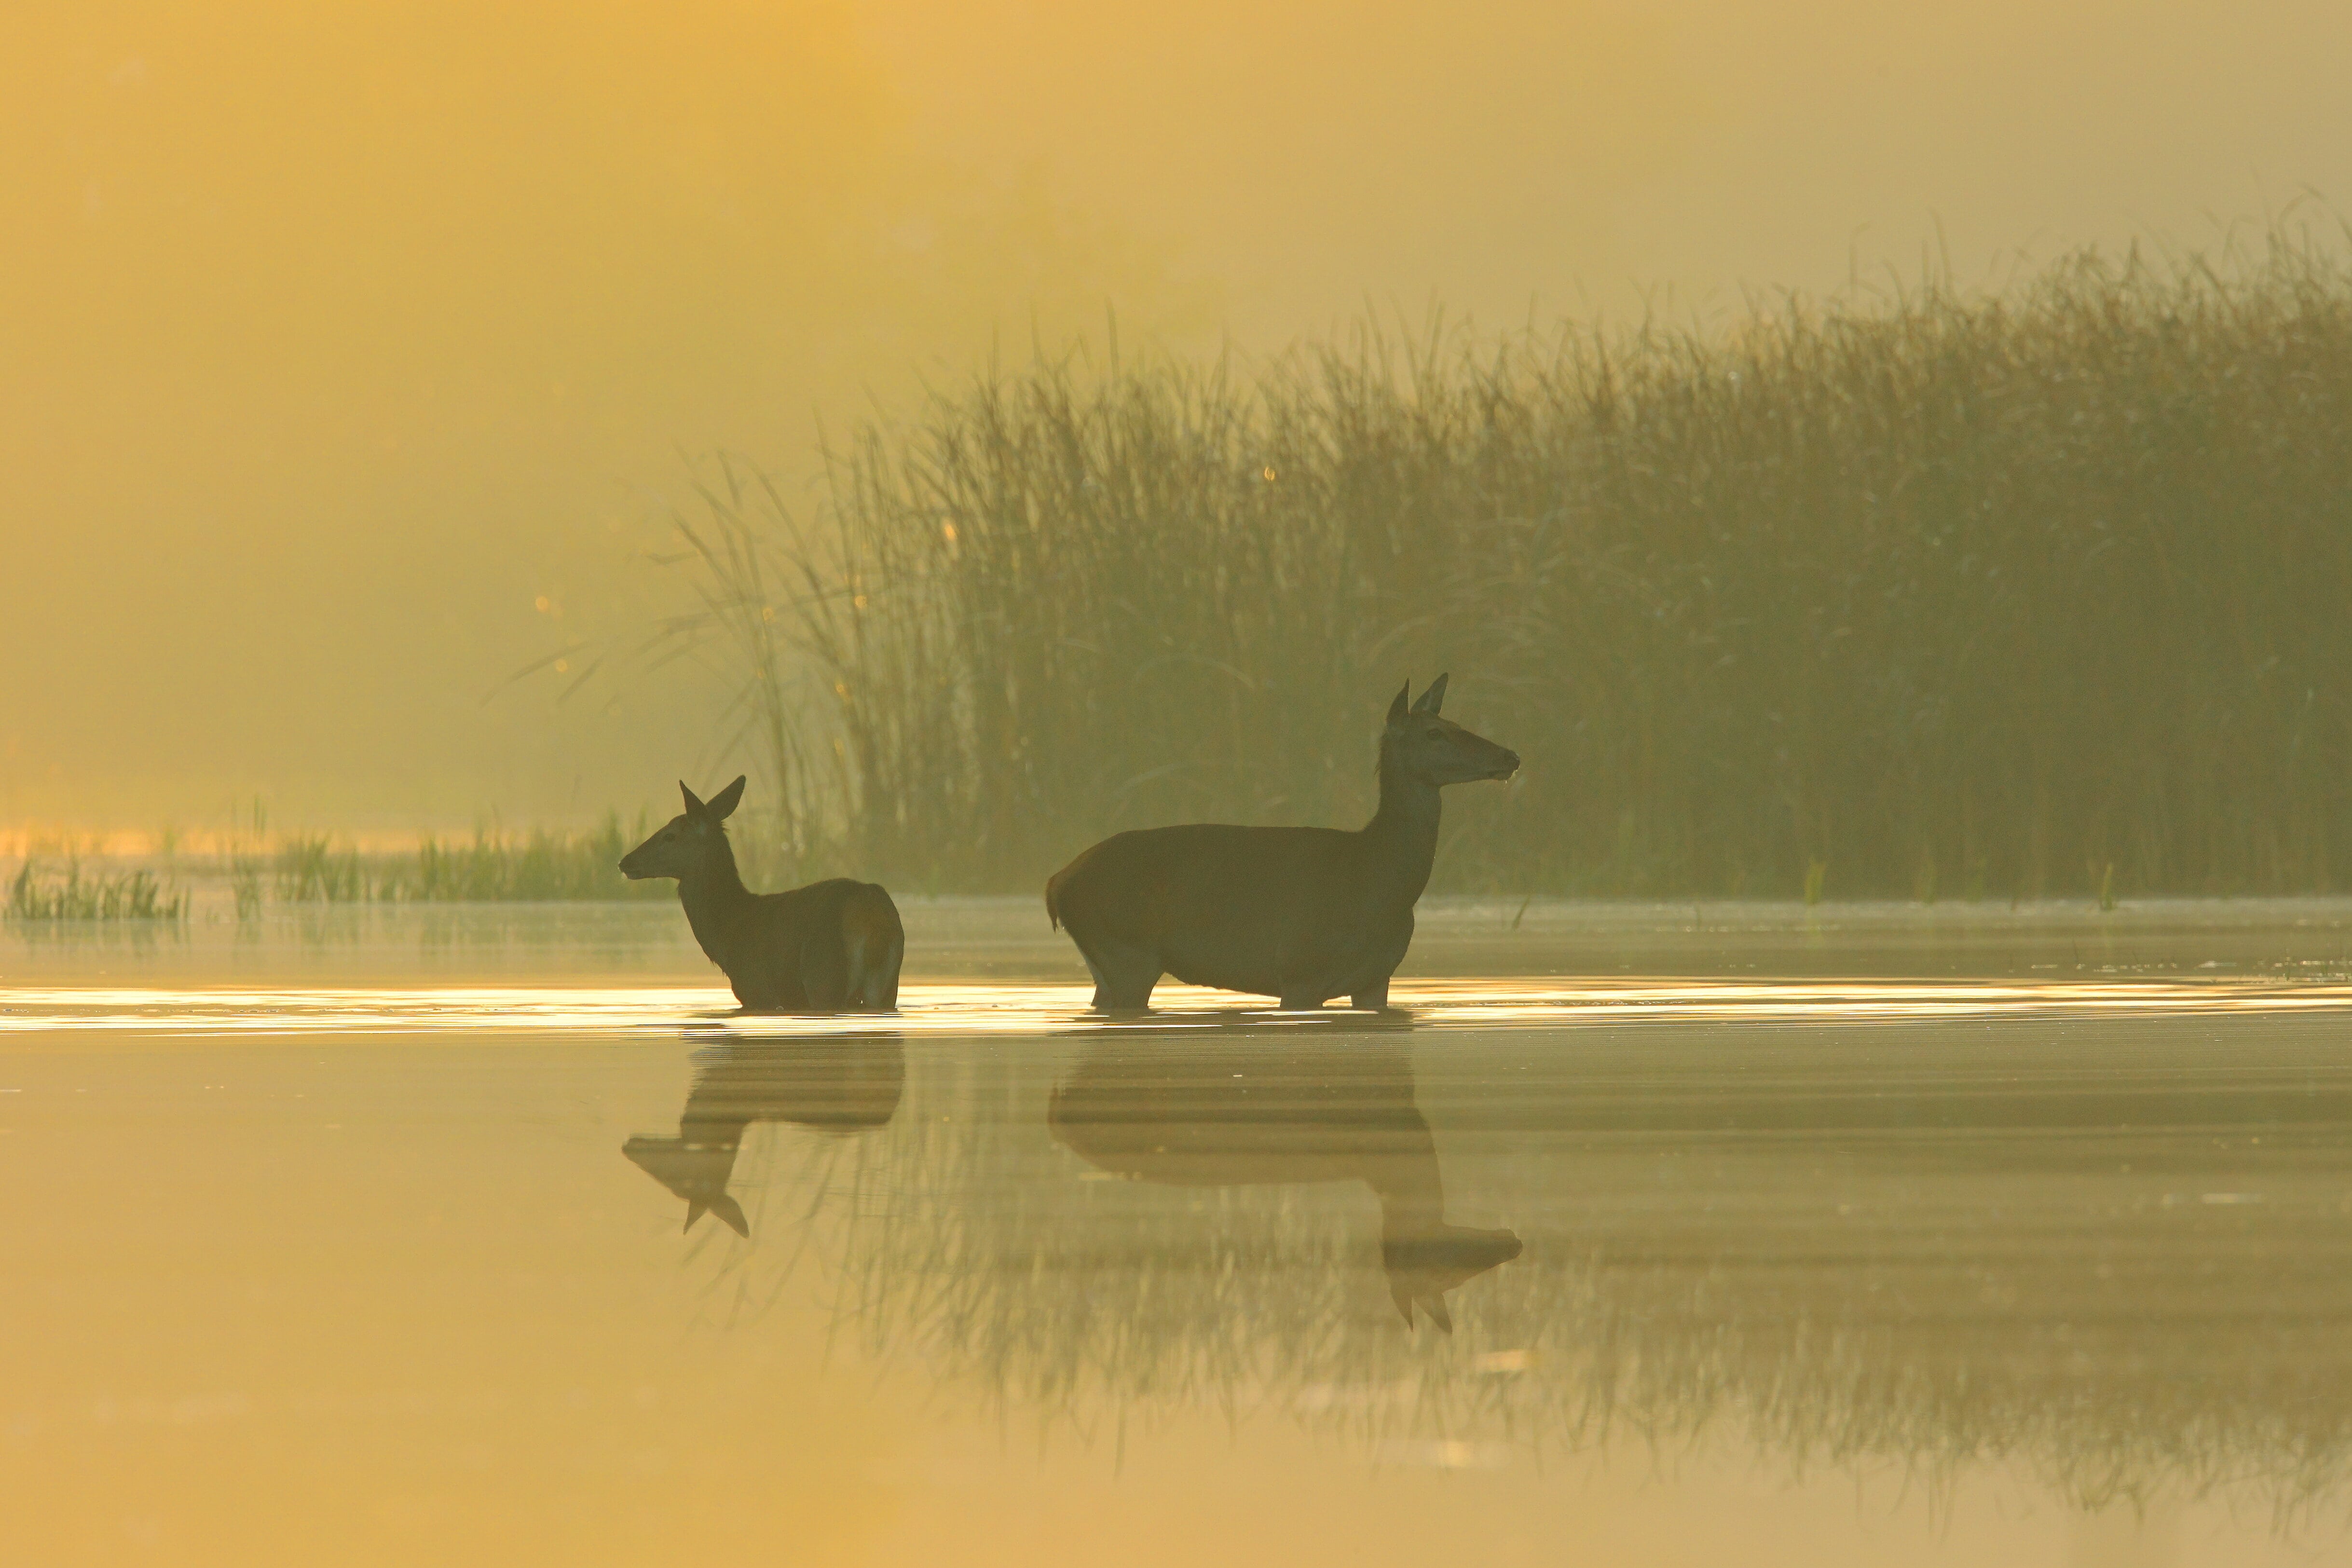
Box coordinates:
[620,777,903,1012]
[1048,1034,1521,1330]
[623,1039,905,1236]
[1046,676,1518,1011]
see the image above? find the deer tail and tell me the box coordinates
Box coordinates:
[1044,870,1064,931]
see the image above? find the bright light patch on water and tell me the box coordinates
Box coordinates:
[9,976,2352,1036]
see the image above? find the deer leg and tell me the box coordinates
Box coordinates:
[1074,931,1161,1012]
[731,976,784,1013]
[847,927,903,1012]
[841,892,904,1012]
[1282,954,1360,1010]
[1278,931,1377,1011]
[1350,914,1416,1011]
[800,934,850,1014]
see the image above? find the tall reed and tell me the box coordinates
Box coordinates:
[665,229,2352,897]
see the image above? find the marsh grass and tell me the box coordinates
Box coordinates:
[240,818,668,903]
[656,227,2352,898]
[6,860,187,922]
[230,856,264,920]
[395,814,668,902]
[273,833,370,904]
[6,810,679,917]
[127,814,676,912]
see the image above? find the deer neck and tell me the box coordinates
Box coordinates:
[676,836,755,964]
[1362,753,1442,905]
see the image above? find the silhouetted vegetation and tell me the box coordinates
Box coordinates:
[213,815,675,912]
[399,816,667,902]
[3,815,684,917]
[668,228,2352,897]
[6,860,187,922]
[273,833,370,904]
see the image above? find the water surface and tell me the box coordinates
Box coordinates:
[11,900,2352,1566]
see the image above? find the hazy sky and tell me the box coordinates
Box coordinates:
[6,0,2350,826]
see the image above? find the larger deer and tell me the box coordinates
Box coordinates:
[1046,676,1518,1011]
[620,776,903,1012]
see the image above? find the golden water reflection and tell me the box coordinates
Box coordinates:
[1047,1040,1520,1330]
[624,1041,907,1237]
[14,957,2352,1561]
[663,1008,2352,1527]
[15,975,2352,1036]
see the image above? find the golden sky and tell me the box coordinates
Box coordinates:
[5,0,2349,824]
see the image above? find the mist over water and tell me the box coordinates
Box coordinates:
[9,1,2352,827]
[17,9,2352,1563]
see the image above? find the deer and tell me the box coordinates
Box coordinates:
[619,776,904,1012]
[1045,676,1518,1012]
[624,1039,904,1236]
[1048,1036,1522,1330]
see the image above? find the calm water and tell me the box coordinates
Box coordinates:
[13,899,2352,1566]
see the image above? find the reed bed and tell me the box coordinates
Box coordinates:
[666,230,2352,897]
[397,816,667,903]
[177,815,670,914]
[5,860,187,922]
[6,817,672,916]
[273,833,370,904]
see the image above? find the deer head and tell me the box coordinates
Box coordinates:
[618,776,747,881]
[1381,675,1520,787]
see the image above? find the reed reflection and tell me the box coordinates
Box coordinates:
[623,1038,904,1236]
[1049,1035,1519,1329]
[644,1017,2352,1518]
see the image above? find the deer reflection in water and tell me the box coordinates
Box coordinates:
[623,1038,904,1236]
[1048,1032,1520,1330]
[625,1020,2352,1511]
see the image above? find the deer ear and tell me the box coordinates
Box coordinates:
[707,776,747,821]
[1411,673,1449,716]
[680,780,706,818]
[1386,680,1412,727]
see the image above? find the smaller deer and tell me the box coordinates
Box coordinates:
[619,776,904,1012]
